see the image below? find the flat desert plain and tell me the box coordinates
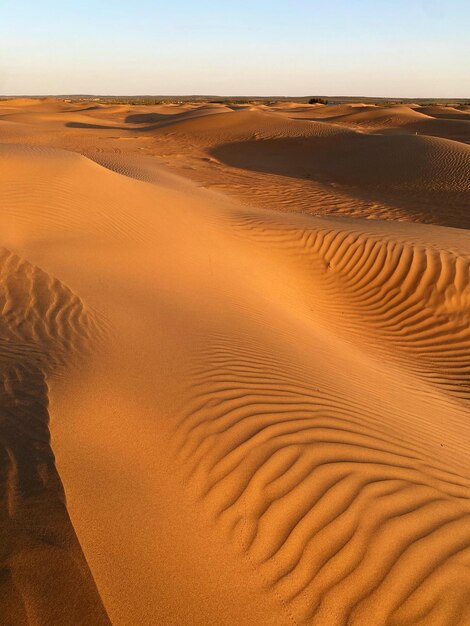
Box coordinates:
[0,97,470,625]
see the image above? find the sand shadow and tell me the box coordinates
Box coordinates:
[210,135,470,228]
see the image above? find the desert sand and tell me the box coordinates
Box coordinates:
[0,98,469,625]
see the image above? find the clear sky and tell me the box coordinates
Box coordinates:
[1,0,469,97]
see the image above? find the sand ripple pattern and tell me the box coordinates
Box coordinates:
[232,214,470,398]
[174,217,470,626]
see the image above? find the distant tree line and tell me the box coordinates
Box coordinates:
[309,98,329,105]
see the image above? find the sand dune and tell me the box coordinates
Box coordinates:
[0,98,469,625]
[272,104,470,144]
[210,130,470,227]
[417,105,470,121]
[309,105,433,127]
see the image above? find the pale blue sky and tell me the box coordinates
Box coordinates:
[1,0,468,96]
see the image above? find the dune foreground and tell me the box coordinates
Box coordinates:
[0,98,469,625]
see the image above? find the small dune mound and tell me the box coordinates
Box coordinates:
[321,105,433,128]
[296,103,376,118]
[417,105,470,121]
[0,97,72,112]
[155,108,352,148]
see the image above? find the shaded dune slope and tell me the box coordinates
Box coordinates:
[211,133,470,228]
[417,106,470,121]
[0,248,108,624]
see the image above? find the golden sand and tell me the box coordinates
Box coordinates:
[0,99,469,625]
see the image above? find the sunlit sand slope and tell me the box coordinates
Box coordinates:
[173,209,470,625]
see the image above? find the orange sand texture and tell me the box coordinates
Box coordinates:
[0,98,470,625]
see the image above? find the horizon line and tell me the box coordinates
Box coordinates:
[1,94,469,100]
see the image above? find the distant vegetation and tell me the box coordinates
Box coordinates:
[5,95,468,107]
[208,99,265,105]
[95,98,168,105]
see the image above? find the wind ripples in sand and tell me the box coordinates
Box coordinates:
[172,214,470,625]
